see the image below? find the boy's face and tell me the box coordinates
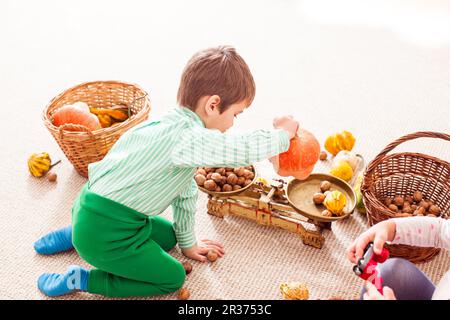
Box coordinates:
[197,95,248,133]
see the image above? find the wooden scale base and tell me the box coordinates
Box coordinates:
[205,180,332,249]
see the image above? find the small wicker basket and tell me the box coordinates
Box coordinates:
[43,81,151,177]
[362,132,449,263]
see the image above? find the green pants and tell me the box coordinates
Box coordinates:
[72,183,185,297]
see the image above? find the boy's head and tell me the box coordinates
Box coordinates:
[177,46,255,132]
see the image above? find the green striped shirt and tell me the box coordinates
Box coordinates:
[88,106,290,248]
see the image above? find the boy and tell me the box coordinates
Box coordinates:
[35,46,298,297]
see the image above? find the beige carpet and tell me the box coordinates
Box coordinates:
[1,157,448,300]
[1,0,449,300]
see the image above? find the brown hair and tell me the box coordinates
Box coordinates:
[177,46,256,113]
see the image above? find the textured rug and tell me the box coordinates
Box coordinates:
[1,157,448,300]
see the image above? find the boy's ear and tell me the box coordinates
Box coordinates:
[205,95,221,115]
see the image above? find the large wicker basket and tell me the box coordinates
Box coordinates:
[43,81,151,177]
[362,132,449,263]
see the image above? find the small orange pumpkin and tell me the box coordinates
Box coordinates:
[52,102,101,131]
[272,128,320,180]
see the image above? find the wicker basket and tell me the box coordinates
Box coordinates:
[43,81,151,177]
[362,132,449,263]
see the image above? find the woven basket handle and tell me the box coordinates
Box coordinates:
[369,131,450,170]
[58,124,95,140]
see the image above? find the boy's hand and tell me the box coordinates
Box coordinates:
[181,239,225,262]
[273,115,299,140]
[347,220,396,264]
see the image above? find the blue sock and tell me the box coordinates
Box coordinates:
[38,265,89,297]
[34,225,74,255]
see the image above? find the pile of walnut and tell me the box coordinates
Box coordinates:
[195,166,255,192]
[384,191,442,218]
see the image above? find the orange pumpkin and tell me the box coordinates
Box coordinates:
[272,128,320,180]
[52,102,101,131]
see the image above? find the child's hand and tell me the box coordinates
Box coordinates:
[181,239,225,262]
[363,282,397,300]
[273,115,299,140]
[347,220,396,264]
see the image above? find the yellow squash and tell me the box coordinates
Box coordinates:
[324,131,356,156]
[333,150,360,172]
[90,107,129,128]
[28,152,52,177]
[324,190,347,215]
[97,114,112,128]
[90,107,129,121]
[330,160,353,182]
[280,282,309,300]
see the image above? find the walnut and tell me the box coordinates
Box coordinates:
[394,195,404,207]
[388,204,398,212]
[182,262,192,275]
[402,206,413,214]
[319,151,327,161]
[320,181,331,193]
[211,173,222,183]
[47,172,57,182]
[215,168,226,175]
[222,184,233,192]
[204,180,217,191]
[194,174,206,186]
[429,205,441,216]
[321,210,333,217]
[243,169,254,179]
[384,198,393,206]
[413,191,423,202]
[178,288,190,300]
[226,173,239,185]
[313,193,326,205]
[207,250,218,262]
[413,206,425,216]
[196,168,207,176]
[233,167,246,177]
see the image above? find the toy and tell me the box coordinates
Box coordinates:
[353,242,390,293]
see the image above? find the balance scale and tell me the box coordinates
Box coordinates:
[199,157,364,249]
